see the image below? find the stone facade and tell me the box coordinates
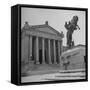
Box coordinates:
[21,21,64,65]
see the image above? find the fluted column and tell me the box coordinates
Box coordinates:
[60,40,62,55]
[28,35,32,61]
[36,36,40,64]
[29,36,32,60]
[58,41,60,63]
[53,40,57,64]
[48,39,52,64]
[42,38,45,64]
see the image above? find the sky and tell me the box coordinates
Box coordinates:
[21,7,86,46]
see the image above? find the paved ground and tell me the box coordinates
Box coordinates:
[21,69,85,83]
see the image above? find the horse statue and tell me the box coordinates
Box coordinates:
[64,16,80,48]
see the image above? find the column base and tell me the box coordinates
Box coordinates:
[48,62,52,64]
[28,58,32,62]
[42,61,46,64]
[36,61,40,64]
[53,61,57,64]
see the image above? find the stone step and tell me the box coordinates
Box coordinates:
[22,70,85,82]
[35,64,60,70]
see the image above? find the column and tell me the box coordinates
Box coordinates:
[36,36,40,64]
[28,35,32,61]
[53,40,57,64]
[42,38,45,64]
[48,39,52,64]
[58,41,60,63]
[60,40,62,55]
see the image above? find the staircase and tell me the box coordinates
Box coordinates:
[22,69,86,82]
[44,69,85,81]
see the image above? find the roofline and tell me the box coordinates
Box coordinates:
[21,23,63,37]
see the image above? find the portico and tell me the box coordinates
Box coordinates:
[21,21,64,65]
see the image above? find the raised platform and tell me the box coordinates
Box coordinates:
[21,69,85,83]
[21,64,62,76]
[21,45,86,77]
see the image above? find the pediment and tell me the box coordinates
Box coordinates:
[22,22,64,38]
[36,26,58,35]
[30,25,61,37]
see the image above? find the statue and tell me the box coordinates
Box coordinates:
[64,16,80,48]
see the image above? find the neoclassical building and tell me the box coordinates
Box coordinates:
[21,21,64,65]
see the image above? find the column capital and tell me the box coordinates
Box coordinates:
[58,39,62,42]
[42,37,45,40]
[36,36,39,38]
